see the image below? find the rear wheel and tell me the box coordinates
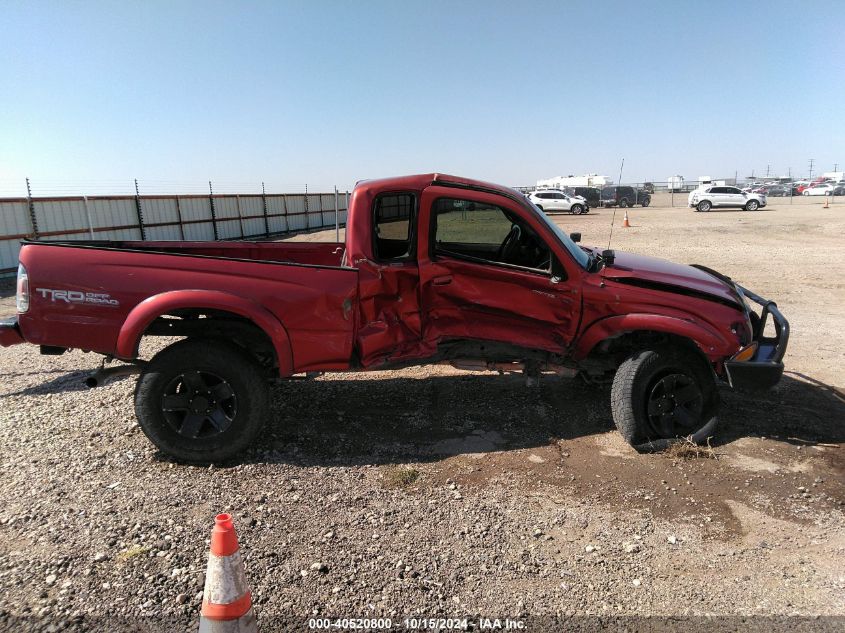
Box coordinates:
[745,200,759,211]
[571,204,584,215]
[641,197,650,208]
[611,347,719,452]
[619,199,629,208]
[697,200,712,212]
[134,339,270,463]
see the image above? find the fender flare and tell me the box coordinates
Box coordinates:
[572,313,730,362]
[116,289,294,376]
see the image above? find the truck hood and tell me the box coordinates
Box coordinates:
[598,250,740,307]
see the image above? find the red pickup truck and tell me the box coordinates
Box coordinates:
[1,173,788,461]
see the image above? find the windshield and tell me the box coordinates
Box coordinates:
[527,201,591,269]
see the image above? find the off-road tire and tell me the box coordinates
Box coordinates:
[745,200,759,211]
[611,347,719,453]
[641,197,650,208]
[134,339,270,463]
[697,200,712,212]
[619,199,629,208]
[571,204,584,215]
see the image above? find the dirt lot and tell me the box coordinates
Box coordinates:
[0,196,843,631]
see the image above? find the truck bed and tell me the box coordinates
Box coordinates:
[17,240,358,372]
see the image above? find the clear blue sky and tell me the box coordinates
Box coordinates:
[1,0,843,195]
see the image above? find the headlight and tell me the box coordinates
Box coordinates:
[16,263,29,313]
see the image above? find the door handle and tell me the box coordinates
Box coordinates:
[432,275,453,286]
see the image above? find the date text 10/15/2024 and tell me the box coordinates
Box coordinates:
[307,617,526,630]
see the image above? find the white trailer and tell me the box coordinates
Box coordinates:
[667,175,685,192]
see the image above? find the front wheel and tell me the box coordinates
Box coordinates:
[697,200,712,212]
[611,347,719,452]
[641,198,650,207]
[619,199,629,208]
[134,339,270,463]
[745,200,759,211]
[571,204,584,215]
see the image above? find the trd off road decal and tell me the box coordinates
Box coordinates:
[36,288,120,306]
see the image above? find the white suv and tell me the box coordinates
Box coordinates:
[528,190,589,214]
[688,186,766,212]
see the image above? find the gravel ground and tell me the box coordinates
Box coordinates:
[0,197,843,632]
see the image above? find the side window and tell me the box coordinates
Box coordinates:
[373,193,415,261]
[432,198,551,272]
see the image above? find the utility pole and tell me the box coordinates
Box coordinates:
[766,164,770,178]
[808,158,815,180]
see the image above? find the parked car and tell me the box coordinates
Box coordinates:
[1,173,788,461]
[803,184,834,196]
[765,185,790,197]
[833,185,845,196]
[600,186,649,208]
[528,190,589,214]
[688,186,767,211]
[568,186,601,208]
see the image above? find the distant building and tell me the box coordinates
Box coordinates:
[536,174,609,189]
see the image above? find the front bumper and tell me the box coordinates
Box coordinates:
[0,317,24,347]
[724,285,789,392]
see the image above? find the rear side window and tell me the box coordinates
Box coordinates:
[373,193,415,261]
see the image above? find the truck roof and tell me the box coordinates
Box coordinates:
[354,173,521,200]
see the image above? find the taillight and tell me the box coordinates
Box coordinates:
[16,263,29,313]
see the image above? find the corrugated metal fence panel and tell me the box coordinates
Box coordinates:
[320,194,336,227]
[265,196,287,234]
[239,196,265,237]
[183,221,216,241]
[179,197,212,222]
[141,198,179,227]
[286,195,307,231]
[214,197,242,239]
[178,197,215,241]
[0,201,32,237]
[215,197,239,219]
[34,200,88,234]
[88,198,140,232]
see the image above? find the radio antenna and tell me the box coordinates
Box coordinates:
[606,158,625,250]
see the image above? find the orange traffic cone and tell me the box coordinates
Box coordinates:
[199,514,257,632]
[824,196,830,208]
[622,209,631,228]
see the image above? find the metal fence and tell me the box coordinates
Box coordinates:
[0,188,349,277]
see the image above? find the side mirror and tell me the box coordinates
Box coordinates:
[601,249,615,266]
[569,232,581,243]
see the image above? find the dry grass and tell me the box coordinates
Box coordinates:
[667,437,717,460]
[116,545,150,562]
[381,466,421,488]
